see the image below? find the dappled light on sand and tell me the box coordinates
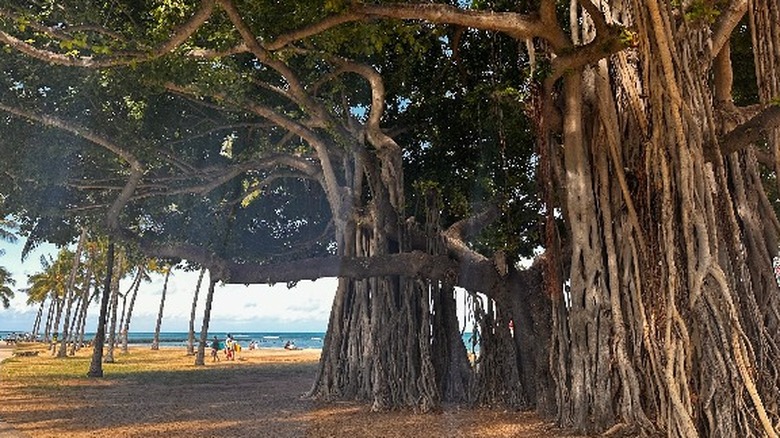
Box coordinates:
[0,344,585,437]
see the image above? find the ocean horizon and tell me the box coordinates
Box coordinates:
[2,330,480,352]
[1,330,326,350]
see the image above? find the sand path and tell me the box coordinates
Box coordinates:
[0,344,27,438]
[0,346,585,437]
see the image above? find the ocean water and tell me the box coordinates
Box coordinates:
[2,330,478,352]
[125,332,328,349]
[1,331,325,350]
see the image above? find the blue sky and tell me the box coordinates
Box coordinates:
[0,239,337,333]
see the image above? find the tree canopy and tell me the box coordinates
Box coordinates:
[2,1,780,437]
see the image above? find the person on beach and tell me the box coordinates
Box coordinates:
[211,336,220,362]
[50,332,58,355]
[225,334,234,360]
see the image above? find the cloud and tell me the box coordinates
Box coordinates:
[1,247,338,333]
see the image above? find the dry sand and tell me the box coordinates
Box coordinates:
[0,344,589,438]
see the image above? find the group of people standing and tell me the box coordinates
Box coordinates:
[209,335,301,361]
[210,334,241,361]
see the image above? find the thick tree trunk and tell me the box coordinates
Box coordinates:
[87,240,115,378]
[309,204,442,411]
[507,266,554,415]
[471,295,524,409]
[546,2,780,436]
[430,284,472,404]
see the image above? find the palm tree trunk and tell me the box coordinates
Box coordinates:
[151,267,172,350]
[195,276,216,366]
[121,270,143,354]
[76,282,99,352]
[31,300,44,341]
[65,294,83,354]
[43,296,55,342]
[187,267,206,355]
[104,254,124,363]
[58,229,87,358]
[87,239,115,378]
[69,269,93,352]
[105,251,127,363]
[50,292,65,354]
[116,294,127,347]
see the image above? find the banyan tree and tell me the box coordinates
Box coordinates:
[1,1,780,436]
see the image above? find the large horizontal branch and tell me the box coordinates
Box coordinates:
[719,105,780,157]
[139,235,505,299]
[262,2,569,51]
[348,3,554,46]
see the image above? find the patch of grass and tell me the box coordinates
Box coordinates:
[1,345,318,390]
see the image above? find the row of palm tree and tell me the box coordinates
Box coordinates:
[2,213,217,370]
[5,228,210,364]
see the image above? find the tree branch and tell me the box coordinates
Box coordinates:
[139,237,507,299]
[719,105,780,157]
[442,204,500,268]
[352,3,550,45]
[0,103,145,230]
[0,0,215,68]
[710,0,748,63]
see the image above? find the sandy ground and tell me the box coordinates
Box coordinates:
[0,345,13,364]
[0,344,25,438]
[0,344,589,438]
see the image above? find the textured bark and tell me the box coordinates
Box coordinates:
[430,284,473,404]
[508,266,554,415]
[543,2,780,436]
[472,296,524,409]
[87,240,114,378]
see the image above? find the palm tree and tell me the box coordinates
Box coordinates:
[57,229,88,358]
[24,254,69,342]
[150,263,174,350]
[105,248,129,363]
[74,238,109,349]
[195,276,217,366]
[121,263,152,353]
[0,266,15,309]
[187,267,207,355]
